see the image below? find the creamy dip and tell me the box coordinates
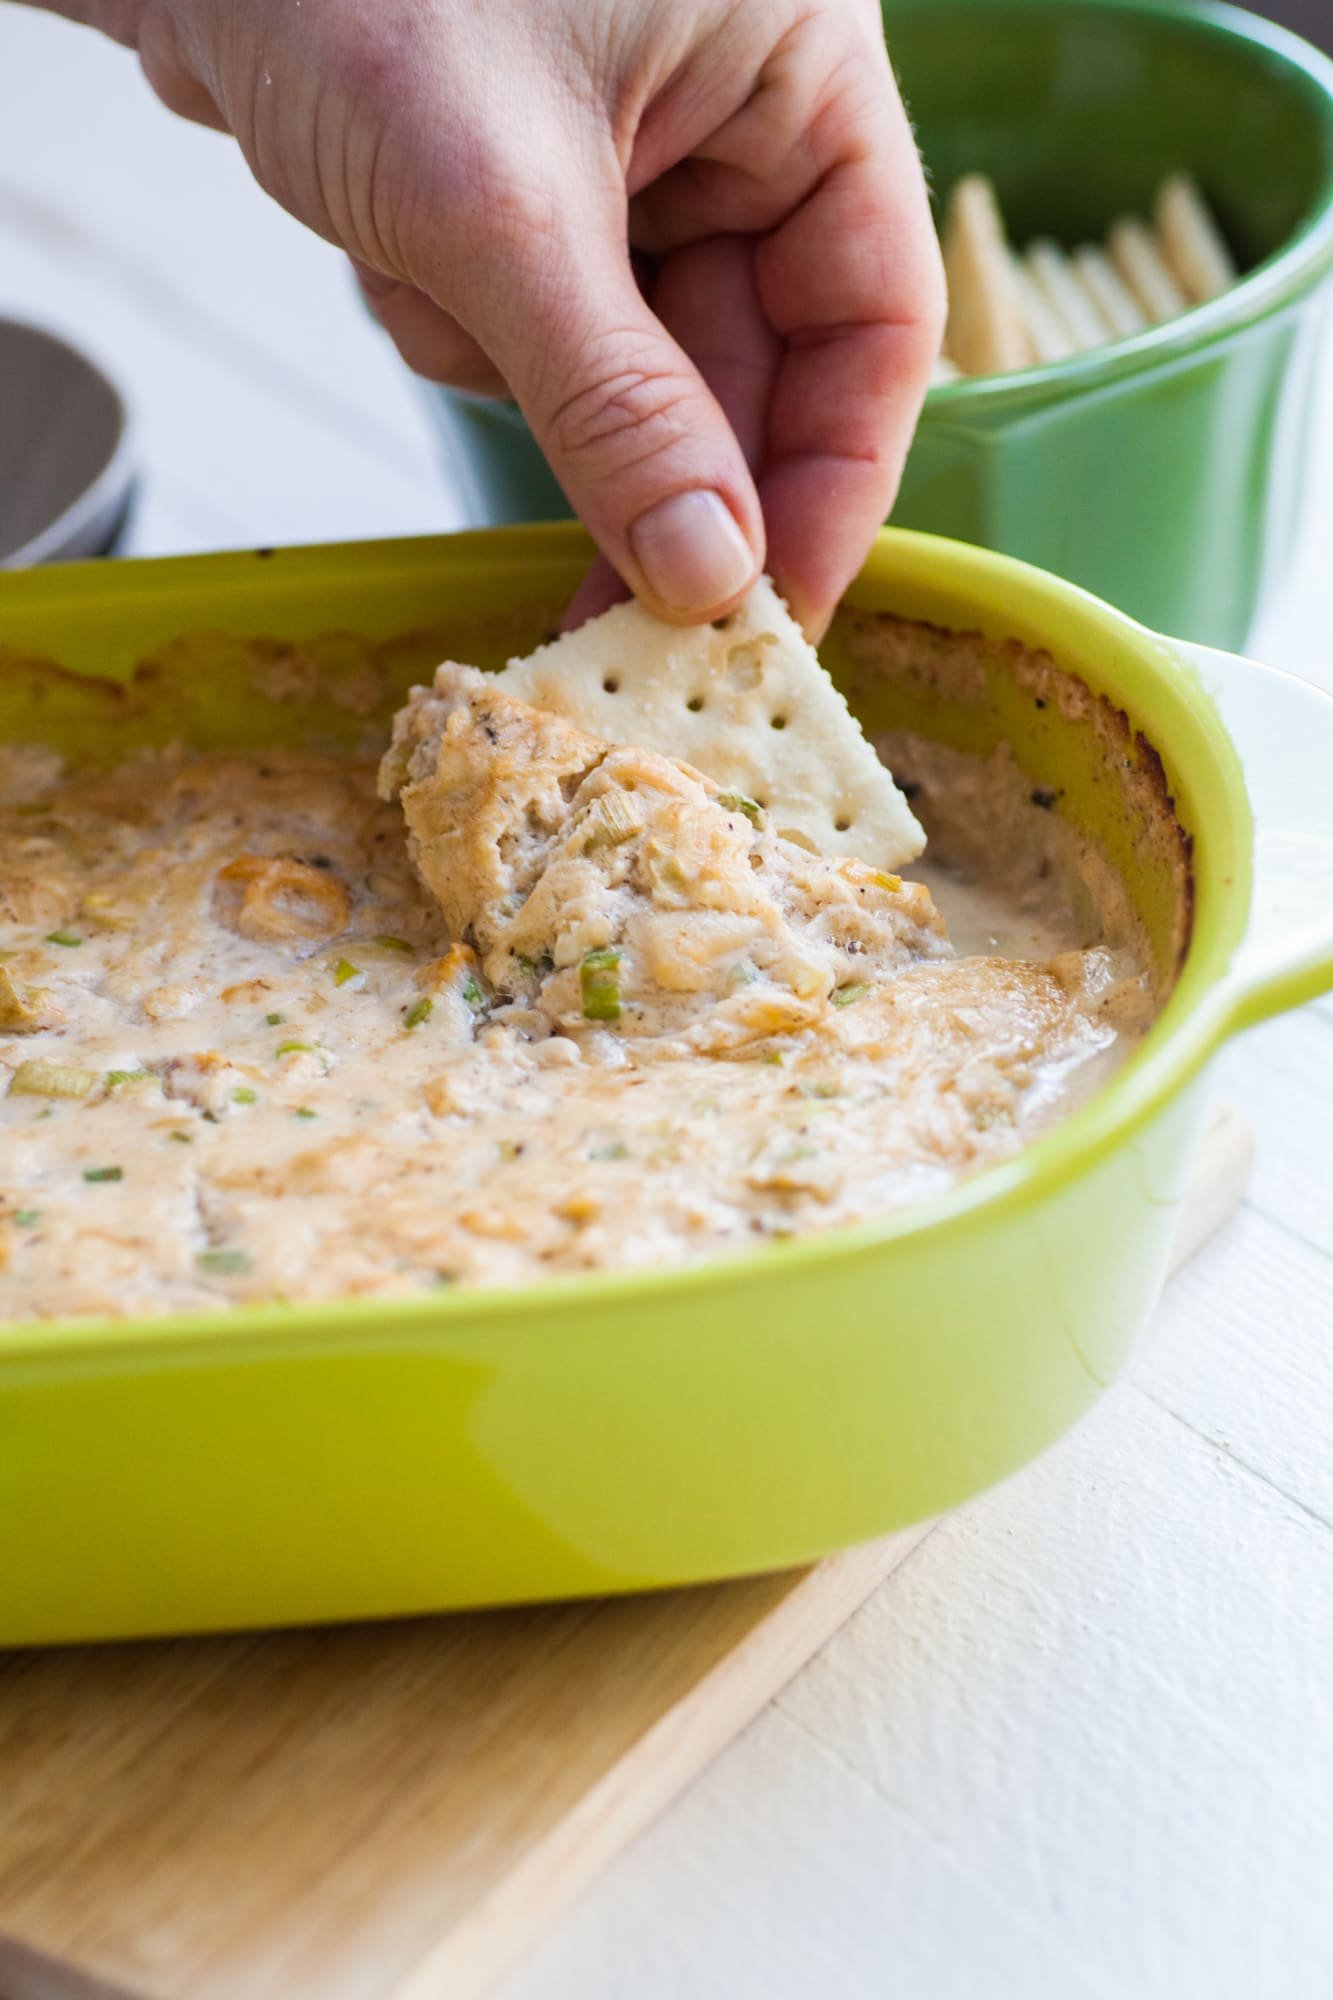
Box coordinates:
[0,682,1155,1321]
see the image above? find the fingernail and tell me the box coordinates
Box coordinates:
[628,490,757,616]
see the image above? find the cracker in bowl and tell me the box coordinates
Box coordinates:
[481,578,926,873]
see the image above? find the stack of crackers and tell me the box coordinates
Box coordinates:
[936,171,1238,381]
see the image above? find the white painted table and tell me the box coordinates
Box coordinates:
[2,12,1330,1996]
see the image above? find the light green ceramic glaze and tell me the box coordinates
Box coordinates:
[424,0,1333,648]
[1,524,1331,1645]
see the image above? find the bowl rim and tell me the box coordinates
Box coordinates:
[908,0,1333,409]
[0,522,1259,1361]
[0,315,136,570]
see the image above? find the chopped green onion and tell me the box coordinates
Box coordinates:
[105,1069,156,1088]
[265,1011,285,1026]
[83,1165,123,1183]
[275,1039,314,1056]
[580,947,622,1022]
[11,1060,101,1100]
[461,975,485,1010]
[583,792,644,849]
[375,934,414,954]
[168,1130,193,1144]
[589,1140,629,1162]
[516,952,555,981]
[830,982,870,1008]
[716,792,763,823]
[44,930,82,948]
[333,959,361,986]
[232,1086,258,1105]
[196,1248,251,1276]
[727,959,758,990]
[404,996,433,1030]
[14,1208,40,1227]
[293,1106,318,1119]
[798,1079,842,1100]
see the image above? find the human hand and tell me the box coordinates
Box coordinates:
[46,0,944,634]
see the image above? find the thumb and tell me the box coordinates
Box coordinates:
[473,234,765,623]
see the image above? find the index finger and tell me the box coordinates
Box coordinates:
[753,53,944,636]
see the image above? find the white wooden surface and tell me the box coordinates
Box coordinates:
[2,11,1330,1997]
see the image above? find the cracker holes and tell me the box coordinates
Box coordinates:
[770,714,787,730]
[602,677,619,693]
[686,695,705,713]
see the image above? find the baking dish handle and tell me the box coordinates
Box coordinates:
[1178,641,1333,1032]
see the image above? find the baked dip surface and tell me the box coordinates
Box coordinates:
[0,612,1168,1323]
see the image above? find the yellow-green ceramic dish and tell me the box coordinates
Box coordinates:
[2,525,1331,1644]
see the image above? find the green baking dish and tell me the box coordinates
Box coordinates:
[421,0,1333,650]
[2,523,1331,1645]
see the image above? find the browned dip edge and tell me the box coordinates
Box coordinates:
[835,610,1195,993]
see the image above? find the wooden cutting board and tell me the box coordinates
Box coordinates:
[0,1107,1252,2000]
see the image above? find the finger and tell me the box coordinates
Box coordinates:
[561,557,633,631]
[628,26,825,255]
[754,68,945,635]
[460,191,765,624]
[353,265,508,396]
[626,5,894,254]
[560,237,776,630]
[649,236,780,471]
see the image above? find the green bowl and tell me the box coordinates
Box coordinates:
[422,0,1333,649]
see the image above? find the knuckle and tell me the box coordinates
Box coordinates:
[408,132,564,300]
[440,120,567,257]
[321,2,431,106]
[477,157,563,249]
[543,342,699,473]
